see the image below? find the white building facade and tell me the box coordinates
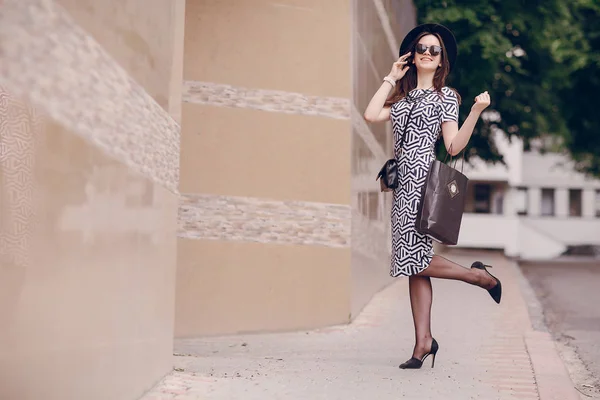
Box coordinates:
[456,131,600,260]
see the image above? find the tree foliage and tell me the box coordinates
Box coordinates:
[416,0,600,177]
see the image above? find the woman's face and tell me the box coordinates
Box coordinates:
[414,34,442,72]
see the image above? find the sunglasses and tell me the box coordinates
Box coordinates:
[415,43,443,56]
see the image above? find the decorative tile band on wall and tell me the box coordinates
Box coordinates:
[178,194,351,248]
[0,0,180,193]
[183,81,351,120]
[0,89,43,269]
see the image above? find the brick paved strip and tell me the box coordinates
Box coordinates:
[468,255,541,399]
[525,331,580,400]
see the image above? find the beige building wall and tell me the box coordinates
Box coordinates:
[176,0,352,337]
[350,0,417,317]
[176,0,415,336]
[0,1,184,399]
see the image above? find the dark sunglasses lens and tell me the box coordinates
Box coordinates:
[415,44,442,56]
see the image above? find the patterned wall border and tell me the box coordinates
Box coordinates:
[0,0,180,193]
[178,194,351,248]
[183,81,351,120]
[0,89,44,269]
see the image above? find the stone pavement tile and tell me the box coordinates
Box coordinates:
[142,371,215,399]
[141,251,545,400]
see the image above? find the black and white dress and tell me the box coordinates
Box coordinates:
[389,86,459,277]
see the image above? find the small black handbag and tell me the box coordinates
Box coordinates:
[376,159,399,192]
[376,92,429,192]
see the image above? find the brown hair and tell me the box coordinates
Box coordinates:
[384,31,461,106]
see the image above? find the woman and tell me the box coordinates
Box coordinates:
[363,24,502,369]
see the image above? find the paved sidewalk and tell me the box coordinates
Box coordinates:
[142,252,576,400]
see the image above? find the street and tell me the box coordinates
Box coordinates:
[521,260,600,398]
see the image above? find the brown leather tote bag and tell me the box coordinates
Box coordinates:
[415,147,468,245]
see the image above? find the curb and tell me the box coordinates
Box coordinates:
[525,331,581,400]
[511,259,549,333]
[511,260,582,400]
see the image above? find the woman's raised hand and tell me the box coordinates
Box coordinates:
[387,52,412,81]
[471,91,491,114]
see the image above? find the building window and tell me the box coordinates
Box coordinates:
[569,189,583,217]
[596,190,600,217]
[367,191,380,221]
[358,191,382,221]
[515,187,528,216]
[540,188,555,216]
[358,192,367,217]
[474,184,492,214]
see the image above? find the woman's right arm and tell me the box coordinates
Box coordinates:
[363,81,395,122]
[363,52,412,123]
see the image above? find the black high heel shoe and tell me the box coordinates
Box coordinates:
[399,338,439,369]
[471,261,502,304]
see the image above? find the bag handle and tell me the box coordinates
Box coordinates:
[444,143,466,173]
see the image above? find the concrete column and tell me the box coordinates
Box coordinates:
[503,188,521,257]
[0,1,184,399]
[528,187,541,217]
[167,0,186,124]
[555,188,569,218]
[582,188,596,218]
[503,187,516,216]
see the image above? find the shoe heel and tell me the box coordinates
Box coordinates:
[471,261,502,304]
[430,338,439,368]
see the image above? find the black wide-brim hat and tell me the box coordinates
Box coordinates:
[399,23,457,71]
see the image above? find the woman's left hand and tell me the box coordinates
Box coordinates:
[471,91,491,114]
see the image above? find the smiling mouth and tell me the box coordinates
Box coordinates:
[421,57,433,61]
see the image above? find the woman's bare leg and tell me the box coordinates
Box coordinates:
[416,255,496,289]
[404,255,497,361]
[404,255,498,364]
[408,275,434,358]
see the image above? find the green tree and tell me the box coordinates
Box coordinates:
[559,1,600,176]
[417,0,600,177]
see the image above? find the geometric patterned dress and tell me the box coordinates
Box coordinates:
[389,86,459,277]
